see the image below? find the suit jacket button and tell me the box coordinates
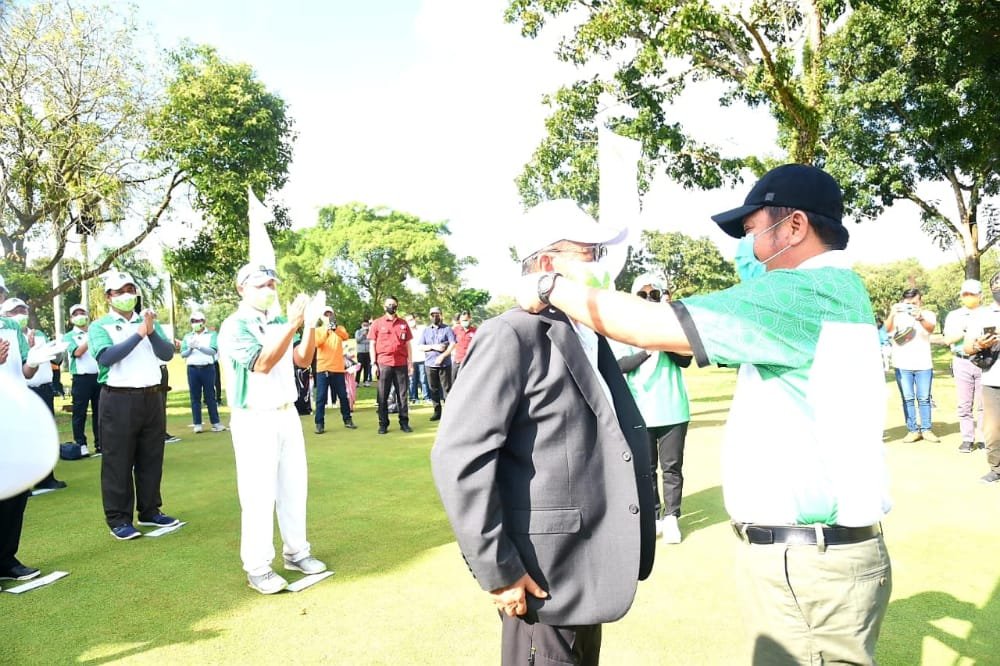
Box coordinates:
[628,504,638,514]
[622,451,632,462]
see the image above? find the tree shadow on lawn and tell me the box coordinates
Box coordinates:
[879,577,1000,664]
[679,485,728,538]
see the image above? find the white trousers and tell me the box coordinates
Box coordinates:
[230,405,311,575]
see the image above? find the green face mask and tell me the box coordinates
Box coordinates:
[110,293,138,313]
[245,286,277,312]
[191,322,205,332]
[12,313,28,329]
[70,315,89,327]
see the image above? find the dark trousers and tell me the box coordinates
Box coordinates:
[357,352,372,384]
[99,388,167,527]
[315,371,351,425]
[452,362,463,384]
[649,422,689,518]
[426,364,453,407]
[213,360,223,405]
[0,490,30,570]
[501,614,602,666]
[71,373,101,448]
[29,384,60,487]
[377,364,409,428]
[186,364,221,426]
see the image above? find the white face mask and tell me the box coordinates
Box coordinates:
[244,285,277,312]
[11,313,28,329]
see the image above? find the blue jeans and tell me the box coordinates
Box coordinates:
[315,371,351,425]
[187,364,220,426]
[895,368,933,432]
[408,361,429,401]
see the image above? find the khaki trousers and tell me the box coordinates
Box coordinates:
[737,533,892,665]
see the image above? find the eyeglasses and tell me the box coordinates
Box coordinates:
[636,290,662,301]
[549,244,608,262]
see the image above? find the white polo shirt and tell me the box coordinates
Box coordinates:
[88,312,168,388]
[64,327,99,375]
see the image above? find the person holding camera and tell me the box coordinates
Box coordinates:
[313,305,354,433]
[886,288,938,442]
[963,271,1000,484]
[89,271,178,540]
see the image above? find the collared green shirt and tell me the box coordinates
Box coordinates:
[88,311,168,387]
[64,327,99,375]
[218,304,295,410]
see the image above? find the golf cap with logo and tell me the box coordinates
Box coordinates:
[69,303,88,316]
[103,271,137,292]
[711,164,845,239]
[959,279,982,296]
[236,263,280,288]
[190,311,206,321]
[514,199,627,262]
[0,298,27,315]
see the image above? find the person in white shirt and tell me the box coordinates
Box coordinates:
[180,311,225,434]
[963,272,1000,484]
[886,288,939,442]
[64,304,101,456]
[940,280,984,452]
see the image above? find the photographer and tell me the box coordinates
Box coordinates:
[886,288,938,442]
[313,306,355,433]
[963,271,1000,484]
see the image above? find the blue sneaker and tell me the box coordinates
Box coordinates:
[137,513,180,527]
[110,524,141,540]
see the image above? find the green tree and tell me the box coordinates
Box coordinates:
[275,203,474,330]
[158,44,296,302]
[854,258,928,322]
[506,0,846,206]
[449,288,492,322]
[824,0,1000,280]
[640,230,737,298]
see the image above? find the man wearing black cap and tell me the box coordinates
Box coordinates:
[517,165,893,665]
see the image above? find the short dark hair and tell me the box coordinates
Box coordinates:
[385,295,398,303]
[459,310,471,318]
[766,206,848,251]
[902,288,921,299]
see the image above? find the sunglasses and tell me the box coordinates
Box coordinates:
[636,290,662,301]
[549,244,608,262]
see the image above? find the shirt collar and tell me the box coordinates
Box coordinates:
[795,249,850,270]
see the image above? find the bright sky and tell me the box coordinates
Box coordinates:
[134,0,964,298]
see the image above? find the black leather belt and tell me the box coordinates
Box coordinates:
[731,522,881,546]
[103,385,162,394]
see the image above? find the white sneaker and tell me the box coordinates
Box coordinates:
[658,515,682,544]
[211,423,227,432]
[192,424,203,434]
[284,556,327,575]
[79,444,90,457]
[247,569,288,595]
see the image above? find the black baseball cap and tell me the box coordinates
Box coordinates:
[711,164,845,238]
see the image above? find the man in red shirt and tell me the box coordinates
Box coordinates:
[452,310,477,382]
[368,296,413,434]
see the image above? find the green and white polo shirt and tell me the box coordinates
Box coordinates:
[0,317,29,383]
[675,251,891,527]
[25,329,53,387]
[181,330,219,366]
[88,312,168,387]
[218,304,296,410]
[64,327,99,375]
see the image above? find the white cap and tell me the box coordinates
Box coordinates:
[190,311,206,321]
[236,263,280,288]
[323,305,334,314]
[513,199,627,261]
[0,298,27,315]
[68,303,87,315]
[959,279,982,295]
[630,272,667,295]
[103,271,137,292]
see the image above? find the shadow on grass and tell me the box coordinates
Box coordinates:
[879,577,1000,664]
[679,485,727,537]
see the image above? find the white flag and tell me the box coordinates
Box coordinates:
[247,186,276,270]
[597,105,642,283]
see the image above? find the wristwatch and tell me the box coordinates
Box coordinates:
[537,272,562,306]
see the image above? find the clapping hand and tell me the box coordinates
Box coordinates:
[287,294,310,328]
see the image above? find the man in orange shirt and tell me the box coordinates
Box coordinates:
[314,306,355,433]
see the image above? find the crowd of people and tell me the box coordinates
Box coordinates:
[1,162,996,663]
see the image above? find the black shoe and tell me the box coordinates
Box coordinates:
[344,420,357,429]
[0,564,41,581]
[429,408,441,422]
[315,424,325,434]
[378,427,388,435]
[400,424,413,433]
[34,478,67,491]
[959,441,974,453]
[976,442,986,450]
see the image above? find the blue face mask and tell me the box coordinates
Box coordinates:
[734,214,792,281]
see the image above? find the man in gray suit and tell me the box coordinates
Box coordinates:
[431,200,656,665]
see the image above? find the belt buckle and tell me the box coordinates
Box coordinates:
[731,522,751,542]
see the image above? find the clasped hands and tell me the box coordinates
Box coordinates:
[490,573,548,618]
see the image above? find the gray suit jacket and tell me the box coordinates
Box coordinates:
[431,307,656,627]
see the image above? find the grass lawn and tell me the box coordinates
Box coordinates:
[3,353,999,664]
